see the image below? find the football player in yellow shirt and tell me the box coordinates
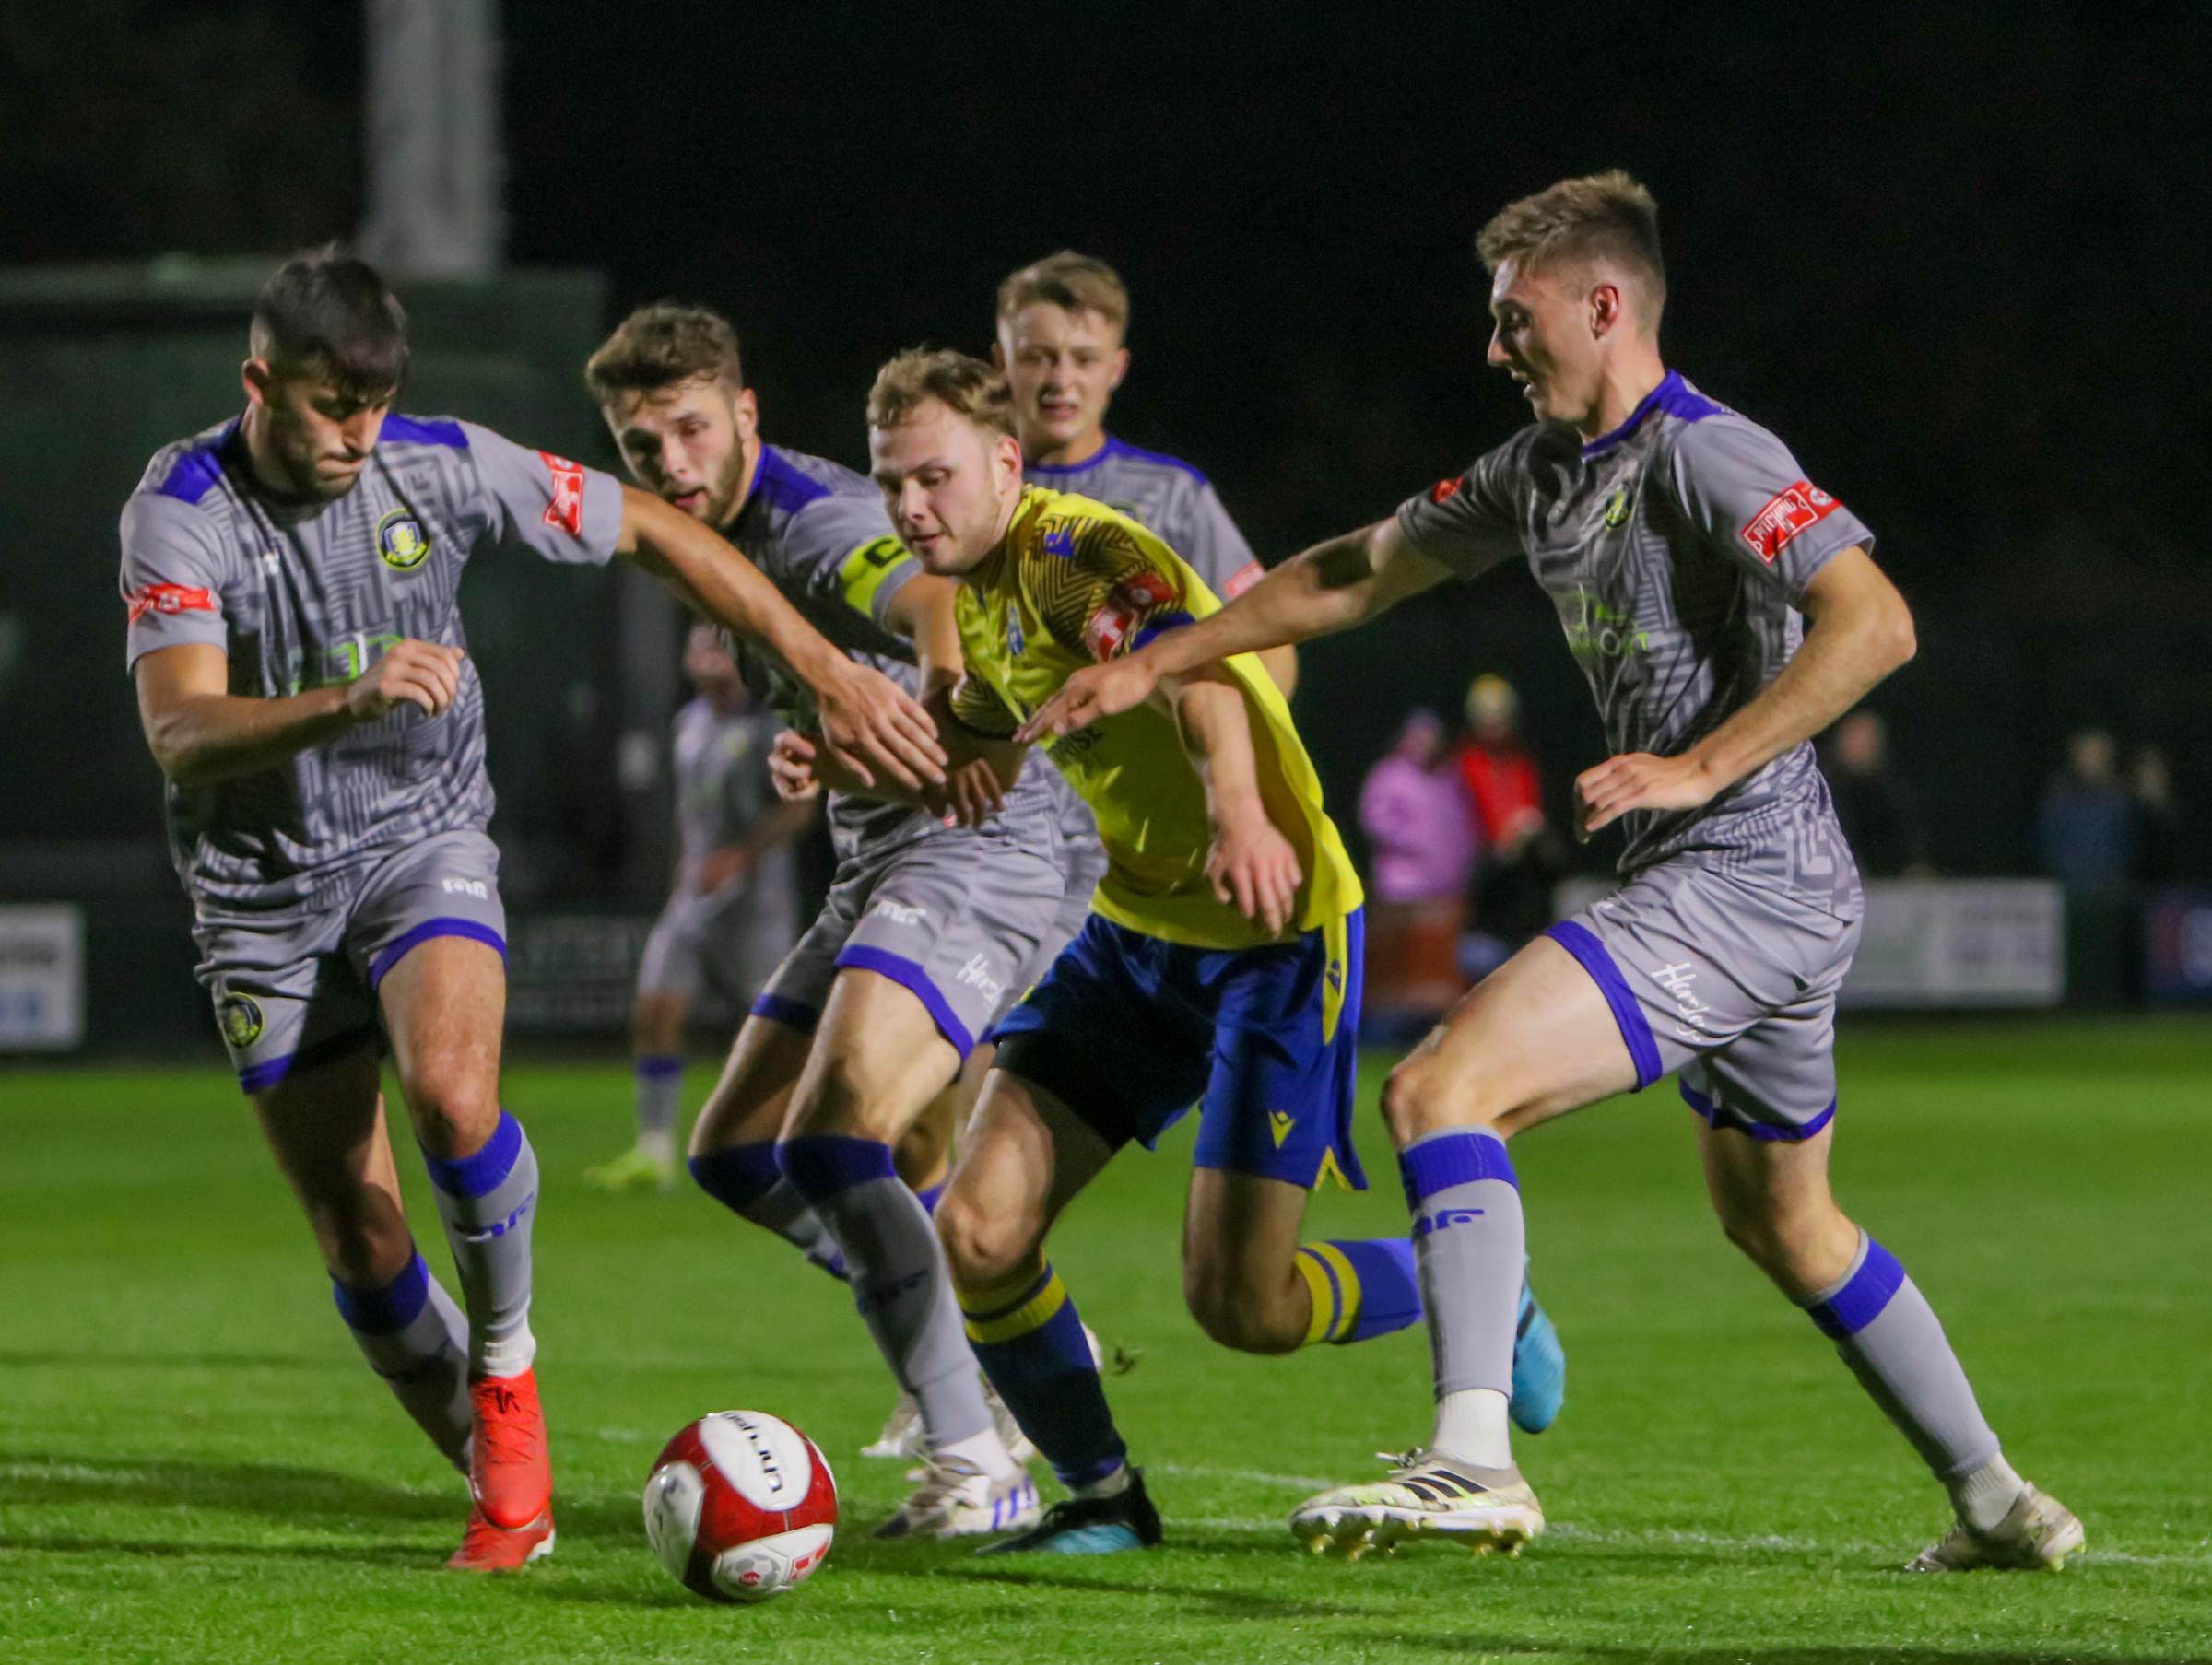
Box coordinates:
[827,347,1421,1554]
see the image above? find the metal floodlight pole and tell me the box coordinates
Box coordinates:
[358,0,505,276]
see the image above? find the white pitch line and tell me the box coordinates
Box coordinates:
[1153,1462,1339,1490]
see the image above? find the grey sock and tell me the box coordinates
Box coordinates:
[1805,1232,2002,1483]
[688,1146,850,1281]
[635,1056,683,1143]
[422,1111,540,1378]
[334,1250,471,1472]
[782,1138,992,1447]
[1399,1130,1525,1397]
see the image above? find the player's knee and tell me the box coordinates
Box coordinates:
[1182,1265,1303,1355]
[787,1057,893,1144]
[1714,1193,1842,1286]
[1380,1054,1505,1147]
[935,1187,1032,1290]
[400,1058,499,1159]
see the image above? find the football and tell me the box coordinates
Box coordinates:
[641,1410,839,1602]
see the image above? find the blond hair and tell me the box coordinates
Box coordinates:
[1476,170,1665,326]
[866,347,1018,440]
[995,251,1131,334]
[584,304,744,405]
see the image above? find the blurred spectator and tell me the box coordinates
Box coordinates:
[1453,674,1561,976]
[2038,728,2137,893]
[1359,709,1474,1036]
[2130,745,2183,882]
[1823,710,1931,877]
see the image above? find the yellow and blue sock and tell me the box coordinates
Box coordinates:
[959,1262,1125,1490]
[1293,1237,1423,1345]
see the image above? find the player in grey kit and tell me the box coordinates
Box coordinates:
[1025,172,2081,1572]
[586,625,809,1192]
[587,305,1066,1538]
[121,252,943,1573]
[995,251,1295,696]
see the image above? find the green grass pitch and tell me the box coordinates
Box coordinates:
[4,1019,2208,1662]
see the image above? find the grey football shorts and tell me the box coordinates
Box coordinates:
[192,829,508,1094]
[1544,855,1862,1141]
[636,883,799,1008]
[750,821,1067,1057]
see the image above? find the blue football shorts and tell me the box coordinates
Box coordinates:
[993,907,1367,1190]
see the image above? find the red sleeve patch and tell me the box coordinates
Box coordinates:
[1222,558,1265,599]
[1430,475,1463,505]
[1739,480,1841,564]
[125,583,217,625]
[539,451,586,536]
[1081,570,1178,662]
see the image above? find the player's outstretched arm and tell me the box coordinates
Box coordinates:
[1018,518,1448,741]
[1575,545,1916,838]
[767,686,1018,830]
[1166,666,1303,938]
[616,486,947,791]
[879,573,967,699]
[134,639,465,788]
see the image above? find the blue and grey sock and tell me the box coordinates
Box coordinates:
[780,1134,996,1452]
[633,1054,684,1157]
[1804,1231,2013,1524]
[333,1244,471,1472]
[689,1142,847,1281]
[421,1109,539,1378]
[1401,1129,1524,1395]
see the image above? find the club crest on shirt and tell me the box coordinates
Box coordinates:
[376,508,431,571]
[218,992,265,1049]
[1602,486,1632,529]
[1005,601,1026,660]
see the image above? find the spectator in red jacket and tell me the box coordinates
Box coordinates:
[1454,674,1561,975]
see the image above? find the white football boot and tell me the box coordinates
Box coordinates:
[1906,1483,2084,1572]
[871,1453,1042,1540]
[1290,1450,1544,1561]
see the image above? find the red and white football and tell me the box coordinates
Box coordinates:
[642,1410,838,1602]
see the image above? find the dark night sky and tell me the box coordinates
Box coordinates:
[6,2,2209,874]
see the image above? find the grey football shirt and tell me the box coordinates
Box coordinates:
[121,415,623,919]
[723,444,1059,859]
[1395,371,1872,916]
[670,698,794,900]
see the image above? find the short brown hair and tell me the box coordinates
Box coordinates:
[1476,170,1665,326]
[866,347,1018,440]
[584,304,744,405]
[995,251,1130,334]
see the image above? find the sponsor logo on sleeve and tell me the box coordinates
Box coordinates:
[539,451,586,536]
[1739,479,1841,564]
[375,508,432,570]
[1081,570,1177,662]
[1430,475,1464,505]
[125,582,218,625]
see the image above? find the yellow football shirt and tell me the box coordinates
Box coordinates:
[950,487,1361,950]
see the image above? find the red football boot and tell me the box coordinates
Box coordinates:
[447,1503,556,1571]
[447,1368,553,1571]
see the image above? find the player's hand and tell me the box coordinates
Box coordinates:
[1207,803,1303,938]
[1016,657,1157,743]
[697,846,752,892]
[813,662,947,791]
[342,639,465,721]
[769,730,823,803]
[1573,750,1722,839]
[923,758,1007,830]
